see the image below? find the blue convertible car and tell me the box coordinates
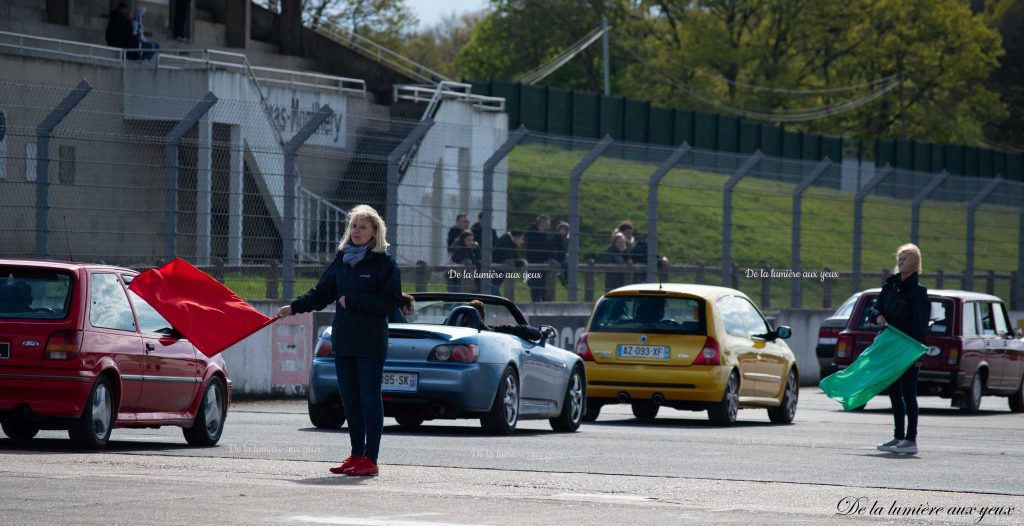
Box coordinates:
[307,293,586,434]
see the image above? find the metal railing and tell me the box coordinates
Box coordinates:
[313,24,450,85]
[0,30,124,65]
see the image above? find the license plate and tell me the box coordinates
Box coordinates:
[617,345,669,360]
[0,342,8,359]
[382,371,418,392]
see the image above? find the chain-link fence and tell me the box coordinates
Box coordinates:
[2,77,1022,310]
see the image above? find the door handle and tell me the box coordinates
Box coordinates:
[145,342,155,354]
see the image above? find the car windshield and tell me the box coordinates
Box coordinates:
[0,267,73,319]
[590,295,705,335]
[406,300,519,327]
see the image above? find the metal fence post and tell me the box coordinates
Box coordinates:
[965,177,1002,291]
[164,92,218,263]
[721,151,763,286]
[1018,211,1024,310]
[385,119,434,258]
[791,158,832,308]
[647,143,690,281]
[34,80,91,258]
[481,125,528,293]
[911,170,949,245]
[569,136,614,302]
[852,165,892,292]
[282,104,334,301]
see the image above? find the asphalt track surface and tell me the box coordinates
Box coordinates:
[2,389,1022,525]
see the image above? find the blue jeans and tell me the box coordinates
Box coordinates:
[888,365,919,441]
[335,356,385,462]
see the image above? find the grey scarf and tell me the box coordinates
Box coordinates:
[341,242,370,267]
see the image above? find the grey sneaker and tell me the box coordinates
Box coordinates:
[891,440,918,454]
[876,438,901,452]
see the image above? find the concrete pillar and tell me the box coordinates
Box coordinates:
[280,0,303,56]
[228,125,244,265]
[225,0,250,50]
[196,116,213,265]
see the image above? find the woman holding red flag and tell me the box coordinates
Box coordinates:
[276,204,401,476]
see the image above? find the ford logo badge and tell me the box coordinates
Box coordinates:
[926,346,941,357]
[22,340,40,347]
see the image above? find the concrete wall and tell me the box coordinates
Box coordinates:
[223,300,833,396]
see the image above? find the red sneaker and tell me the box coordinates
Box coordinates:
[329,455,364,474]
[343,456,379,476]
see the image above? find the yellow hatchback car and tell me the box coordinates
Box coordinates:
[577,283,799,425]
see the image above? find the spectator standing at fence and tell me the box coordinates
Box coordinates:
[449,230,481,292]
[492,229,527,295]
[525,215,558,301]
[555,221,570,287]
[871,243,928,456]
[602,232,631,292]
[131,6,160,61]
[105,2,134,50]
[447,214,470,258]
[275,204,401,477]
[471,212,499,253]
[611,220,636,250]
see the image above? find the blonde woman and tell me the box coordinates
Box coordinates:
[871,243,928,455]
[276,205,401,475]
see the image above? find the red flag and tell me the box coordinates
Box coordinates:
[128,258,275,357]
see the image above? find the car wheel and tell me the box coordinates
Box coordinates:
[582,399,602,422]
[960,371,983,414]
[768,370,799,424]
[184,377,227,446]
[708,371,739,426]
[550,367,584,432]
[631,401,659,421]
[1,418,40,441]
[395,415,424,429]
[308,396,346,429]
[481,367,519,435]
[1010,379,1024,413]
[68,375,114,449]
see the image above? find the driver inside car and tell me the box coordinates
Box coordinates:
[453,300,549,343]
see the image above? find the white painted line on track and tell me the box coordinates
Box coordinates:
[283,516,493,526]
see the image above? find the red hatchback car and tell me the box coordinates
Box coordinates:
[833,288,1024,413]
[0,259,231,448]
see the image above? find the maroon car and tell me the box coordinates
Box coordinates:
[833,288,1024,413]
[0,259,231,448]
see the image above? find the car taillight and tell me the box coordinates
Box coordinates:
[429,344,479,363]
[836,333,853,359]
[818,327,839,345]
[45,329,82,360]
[945,343,961,365]
[693,337,720,365]
[575,332,594,361]
[314,337,333,357]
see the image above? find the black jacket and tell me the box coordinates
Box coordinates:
[290,250,402,358]
[493,233,521,264]
[602,245,630,292]
[872,272,929,344]
[105,10,134,48]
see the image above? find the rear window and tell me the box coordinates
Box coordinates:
[855,294,954,336]
[0,267,74,319]
[590,295,705,335]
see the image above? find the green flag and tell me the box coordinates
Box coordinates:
[820,325,927,411]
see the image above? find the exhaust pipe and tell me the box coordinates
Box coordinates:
[617,391,630,403]
[652,393,665,405]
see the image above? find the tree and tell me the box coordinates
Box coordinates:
[403,12,486,79]
[259,0,417,48]
[457,0,619,92]
[614,0,1007,145]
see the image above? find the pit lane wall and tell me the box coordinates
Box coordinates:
[225,301,933,396]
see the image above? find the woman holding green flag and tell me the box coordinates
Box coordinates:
[871,244,929,455]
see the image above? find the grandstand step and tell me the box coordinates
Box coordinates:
[191,19,227,48]
[245,48,317,72]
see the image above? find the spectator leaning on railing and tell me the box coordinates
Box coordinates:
[105,2,134,50]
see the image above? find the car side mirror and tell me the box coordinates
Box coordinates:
[539,325,557,346]
[775,326,792,340]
